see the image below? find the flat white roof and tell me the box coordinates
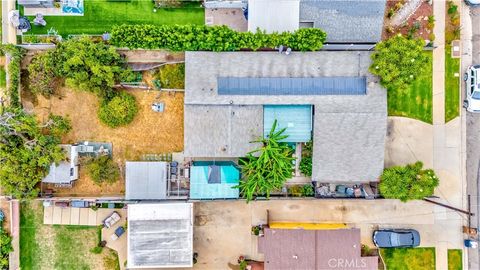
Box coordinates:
[127,203,194,269]
[247,0,300,33]
[125,161,168,200]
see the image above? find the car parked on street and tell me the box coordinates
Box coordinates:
[373,229,421,248]
[465,0,480,7]
[463,65,480,112]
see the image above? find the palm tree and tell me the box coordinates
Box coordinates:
[236,120,295,202]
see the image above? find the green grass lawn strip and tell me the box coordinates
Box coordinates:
[448,249,462,270]
[380,247,436,270]
[445,45,460,122]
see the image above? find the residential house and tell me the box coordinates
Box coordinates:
[42,144,79,186]
[258,227,378,270]
[184,51,387,184]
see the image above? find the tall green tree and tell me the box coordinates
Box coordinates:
[0,108,71,198]
[236,120,294,202]
[379,161,439,202]
[28,37,129,98]
[369,35,429,91]
[86,155,120,185]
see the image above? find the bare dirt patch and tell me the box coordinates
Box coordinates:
[26,88,184,196]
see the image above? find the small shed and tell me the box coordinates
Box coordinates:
[125,161,168,200]
[264,105,312,143]
[42,145,79,185]
[189,161,240,200]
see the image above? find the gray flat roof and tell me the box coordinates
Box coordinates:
[125,162,168,200]
[218,77,366,95]
[184,51,386,182]
[300,0,387,43]
[127,203,193,269]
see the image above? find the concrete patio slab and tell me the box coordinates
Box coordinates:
[79,208,89,224]
[87,209,97,226]
[60,208,70,225]
[52,207,62,224]
[43,205,53,225]
[70,207,80,225]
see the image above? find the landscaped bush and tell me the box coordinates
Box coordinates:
[157,63,185,89]
[98,91,138,127]
[0,45,25,108]
[0,220,13,270]
[379,161,439,202]
[28,37,129,98]
[370,35,429,91]
[299,141,313,176]
[110,24,327,51]
[86,155,120,185]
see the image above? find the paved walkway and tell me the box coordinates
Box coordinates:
[43,206,126,226]
[431,1,466,270]
[2,0,17,44]
[102,215,127,270]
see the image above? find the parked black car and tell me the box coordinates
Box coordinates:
[373,229,421,248]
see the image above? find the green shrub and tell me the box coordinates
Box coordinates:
[301,184,315,197]
[0,45,25,108]
[288,185,303,197]
[98,92,138,128]
[379,161,439,202]
[86,155,120,185]
[370,35,429,91]
[0,226,13,270]
[110,24,326,51]
[299,156,312,176]
[157,63,185,89]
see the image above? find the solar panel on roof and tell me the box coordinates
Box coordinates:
[217,77,367,95]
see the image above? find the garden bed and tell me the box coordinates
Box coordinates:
[20,201,118,270]
[448,249,462,270]
[383,0,434,42]
[24,0,204,36]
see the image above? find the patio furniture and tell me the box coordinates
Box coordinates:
[110,226,125,241]
[33,13,47,26]
[285,47,292,55]
[103,211,121,228]
[151,102,165,112]
[277,45,284,53]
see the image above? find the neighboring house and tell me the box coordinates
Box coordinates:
[184,51,387,184]
[127,203,194,269]
[258,227,378,270]
[206,0,387,43]
[42,144,79,186]
[18,0,54,8]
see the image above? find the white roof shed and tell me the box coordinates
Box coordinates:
[247,0,300,33]
[125,161,168,200]
[127,203,194,269]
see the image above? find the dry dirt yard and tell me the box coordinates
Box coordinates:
[24,87,184,196]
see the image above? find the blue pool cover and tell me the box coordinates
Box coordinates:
[190,165,240,199]
[217,77,367,95]
[264,105,312,142]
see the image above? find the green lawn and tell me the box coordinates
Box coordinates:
[20,201,114,270]
[448,249,462,270]
[0,68,6,88]
[25,0,204,36]
[387,51,433,123]
[381,248,436,270]
[445,45,460,122]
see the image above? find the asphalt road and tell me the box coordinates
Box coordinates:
[466,5,480,269]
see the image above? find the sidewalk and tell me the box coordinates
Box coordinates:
[2,0,18,44]
[431,1,466,269]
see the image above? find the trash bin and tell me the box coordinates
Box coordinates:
[464,239,478,248]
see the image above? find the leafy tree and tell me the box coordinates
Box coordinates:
[86,155,119,185]
[236,120,294,202]
[0,108,71,198]
[98,91,138,128]
[0,45,25,108]
[0,228,13,270]
[28,37,129,98]
[379,161,439,202]
[299,141,313,176]
[369,35,429,91]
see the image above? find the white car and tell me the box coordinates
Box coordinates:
[463,65,480,112]
[465,0,480,6]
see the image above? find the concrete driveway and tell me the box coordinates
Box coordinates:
[186,199,463,270]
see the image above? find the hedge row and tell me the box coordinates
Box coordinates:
[110,24,327,51]
[0,45,25,108]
